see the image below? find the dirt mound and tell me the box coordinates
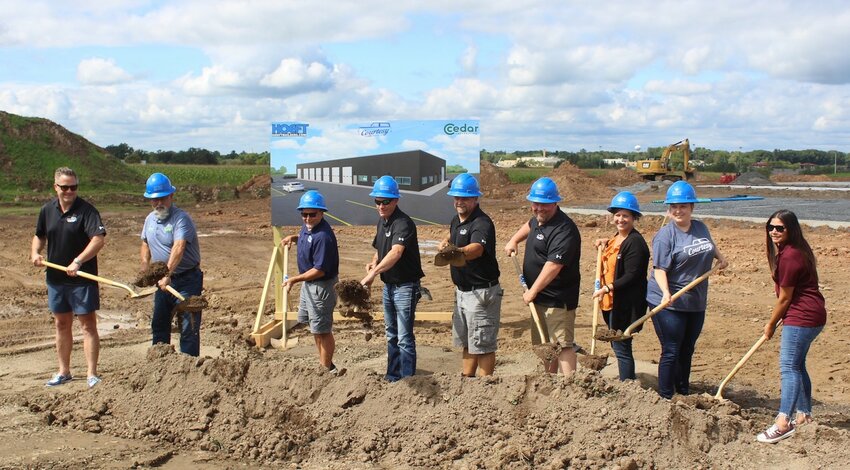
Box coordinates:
[479,162,517,199]
[730,171,773,186]
[771,174,832,183]
[237,174,272,198]
[597,168,644,187]
[550,162,615,203]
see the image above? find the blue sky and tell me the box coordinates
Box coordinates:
[2,1,850,154]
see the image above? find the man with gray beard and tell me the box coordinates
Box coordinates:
[140,173,204,356]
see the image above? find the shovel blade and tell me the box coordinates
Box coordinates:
[594,328,630,342]
[578,354,609,371]
[130,286,159,298]
[532,343,562,364]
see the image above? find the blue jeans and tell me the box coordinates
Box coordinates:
[604,310,635,381]
[651,306,704,399]
[151,269,204,356]
[778,324,823,418]
[383,282,421,382]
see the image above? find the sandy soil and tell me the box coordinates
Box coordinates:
[1,189,849,468]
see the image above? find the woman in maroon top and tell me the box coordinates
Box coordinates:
[757,209,827,444]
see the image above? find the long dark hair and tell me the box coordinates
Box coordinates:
[765,209,817,282]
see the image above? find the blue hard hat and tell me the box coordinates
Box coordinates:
[296,190,327,211]
[369,175,401,199]
[664,180,698,204]
[144,173,176,199]
[608,191,642,215]
[446,173,482,198]
[526,177,561,203]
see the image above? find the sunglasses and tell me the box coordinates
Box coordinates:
[766,224,786,233]
[374,199,394,206]
[301,212,319,218]
[56,184,78,192]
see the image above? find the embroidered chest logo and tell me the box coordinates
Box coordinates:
[459,228,468,235]
[307,235,313,243]
[164,224,174,233]
[66,215,78,223]
[536,233,544,240]
[385,231,391,237]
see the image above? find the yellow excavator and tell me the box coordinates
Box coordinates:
[635,138,696,181]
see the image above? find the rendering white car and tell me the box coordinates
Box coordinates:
[281,182,305,193]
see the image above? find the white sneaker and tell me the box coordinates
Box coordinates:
[757,423,795,443]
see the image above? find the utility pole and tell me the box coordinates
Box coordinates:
[835,150,838,174]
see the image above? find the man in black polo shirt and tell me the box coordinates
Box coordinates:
[361,176,424,382]
[31,167,106,388]
[505,177,581,376]
[438,174,501,377]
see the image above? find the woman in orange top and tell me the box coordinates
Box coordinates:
[593,192,650,380]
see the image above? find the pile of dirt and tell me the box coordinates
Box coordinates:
[549,162,615,203]
[771,174,832,183]
[478,162,516,199]
[334,279,374,339]
[729,171,773,186]
[133,261,170,287]
[237,174,272,198]
[596,168,644,187]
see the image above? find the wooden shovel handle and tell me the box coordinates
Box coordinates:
[41,260,129,292]
[622,264,721,337]
[591,244,604,355]
[164,285,186,301]
[714,319,783,400]
[510,253,549,342]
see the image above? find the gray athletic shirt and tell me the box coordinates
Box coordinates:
[646,220,716,312]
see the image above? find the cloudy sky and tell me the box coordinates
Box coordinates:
[2,0,850,154]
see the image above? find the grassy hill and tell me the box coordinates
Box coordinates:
[0,111,143,199]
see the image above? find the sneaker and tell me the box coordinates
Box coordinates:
[45,373,73,387]
[757,423,796,443]
[87,376,102,389]
[329,366,347,377]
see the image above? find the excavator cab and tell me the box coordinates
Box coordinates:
[635,139,696,181]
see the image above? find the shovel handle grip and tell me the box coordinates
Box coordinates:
[164,285,186,301]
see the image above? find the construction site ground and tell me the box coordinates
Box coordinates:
[1,173,849,468]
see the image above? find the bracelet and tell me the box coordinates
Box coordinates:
[73,258,83,266]
[603,285,611,293]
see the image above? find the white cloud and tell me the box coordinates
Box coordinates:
[260,59,333,91]
[77,58,133,86]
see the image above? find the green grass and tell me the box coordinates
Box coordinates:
[503,167,551,184]
[129,164,268,186]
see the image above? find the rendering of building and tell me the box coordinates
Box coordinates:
[296,150,447,192]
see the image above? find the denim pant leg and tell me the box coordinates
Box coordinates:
[151,289,177,346]
[611,338,636,381]
[675,310,705,395]
[779,325,823,417]
[175,270,203,356]
[651,306,686,399]
[383,282,419,382]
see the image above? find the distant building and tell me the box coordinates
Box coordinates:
[603,158,627,166]
[497,156,560,168]
[296,150,446,192]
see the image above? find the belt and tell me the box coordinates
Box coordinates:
[457,280,499,292]
[172,265,200,279]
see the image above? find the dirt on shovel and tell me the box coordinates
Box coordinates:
[135,261,208,313]
[334,279,375,341]
[578,352,609,371]
[532,343,562,364]
[594,328,626,342]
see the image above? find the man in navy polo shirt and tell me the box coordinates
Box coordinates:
[505,177,581,376]
[140,173,204,356]
[32,167,106,388]
[438,174,502,377]
[281,190,344,376]
[361,176,424,382]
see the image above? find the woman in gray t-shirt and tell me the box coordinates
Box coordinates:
[647,181,728,399]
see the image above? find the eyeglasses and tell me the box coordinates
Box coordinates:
[301,212,319,219]
[56,184,78,192]
[374,199,394,206]
[766,224,786,233]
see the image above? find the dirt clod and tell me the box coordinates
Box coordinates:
[134,261,170,287]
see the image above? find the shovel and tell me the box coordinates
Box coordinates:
[577,244,610,371]
[714,319,783,400]
[595,264,720,342]
[509,253,562,365]
[42,260,157,298]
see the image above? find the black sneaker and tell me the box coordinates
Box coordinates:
[329,366,347,377]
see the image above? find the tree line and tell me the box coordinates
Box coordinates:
[105,143,270,166]
[481,147,848,173]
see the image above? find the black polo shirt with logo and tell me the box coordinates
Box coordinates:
[522,208,581,309]
[372,207,424,285]
[35,197,106,285]
[449,205,499,288]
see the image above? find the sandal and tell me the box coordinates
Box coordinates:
[45,373,73,387]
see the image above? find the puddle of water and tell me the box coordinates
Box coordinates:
[97,309,138,336]
[420,239,441,256]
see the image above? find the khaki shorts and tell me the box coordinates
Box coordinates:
[530,305,575,348]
